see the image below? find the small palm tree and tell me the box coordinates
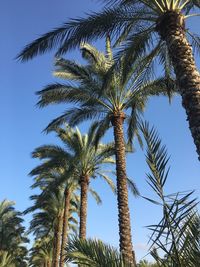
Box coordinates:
[18,0,200,160]
[33,39,172,264]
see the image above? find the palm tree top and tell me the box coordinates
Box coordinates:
[36,38,175,149]
[17,0,200,61]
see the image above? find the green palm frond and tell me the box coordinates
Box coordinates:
[127,178,140,197]
[45,107,104,132]
[65,237,132,266]
[187,31,200,56]
[141,121,200,266]
[89,188,102,205]
[54,57,91,80]
[17,6,130,60]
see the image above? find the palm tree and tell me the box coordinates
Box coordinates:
[17,0,200,159]
[29,237,53,267]
[63,123,200,267]
[0,200,28,267]
[29,163,79,267]
[25,181,78,267]
[33,38,172,264]
[29,123,115,266]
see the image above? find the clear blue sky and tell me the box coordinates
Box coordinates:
[1,0,199,262]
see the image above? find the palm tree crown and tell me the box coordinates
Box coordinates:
[17,0,200,160]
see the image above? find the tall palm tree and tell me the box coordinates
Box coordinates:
[26,189,66,267]
[29,161,79,267]
[64,122,200,267]
[17,0,200,159]
[33,40,172,264]
[53,125,115,239]
[25,180,78,267]
[29,123,115,266]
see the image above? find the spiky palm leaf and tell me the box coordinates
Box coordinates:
[17,0,200,61]
[65,236,133,266]
[140,122,200,266]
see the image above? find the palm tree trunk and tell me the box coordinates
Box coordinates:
[111,111,136,266]
[53,213,63,267]
[156,11,200,160]
[51,232,57,267]
[79,174,89,239]
[59,188,71,267]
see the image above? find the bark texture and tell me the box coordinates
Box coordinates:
[51,235,56,267]
[53,212,63,267]
[156,11,200,160]
[79,174,90,239]
[111,111,136,266]
[59,188,71,267]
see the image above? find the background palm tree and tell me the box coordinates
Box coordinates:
[34,38,173,264]
[17,0,200,160]
[29,237,53,267]
[29,154,79,267]
[52,124,115,240]
[0,200,28,267]
[26,171,79,267]
[28,123,115,266]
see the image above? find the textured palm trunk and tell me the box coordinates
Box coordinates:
[111,111,136,266]
[59,188,71,267]
[53,213,63,267]
[79,174,89,239]
[51,231,57,267]
[156,11,200,160]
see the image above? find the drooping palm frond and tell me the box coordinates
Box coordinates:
[17,6,133,61]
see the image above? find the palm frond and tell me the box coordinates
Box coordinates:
[127,178,140,197]
[141,120,200,265]
[65,237,131,266]
[88,188,102,205]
